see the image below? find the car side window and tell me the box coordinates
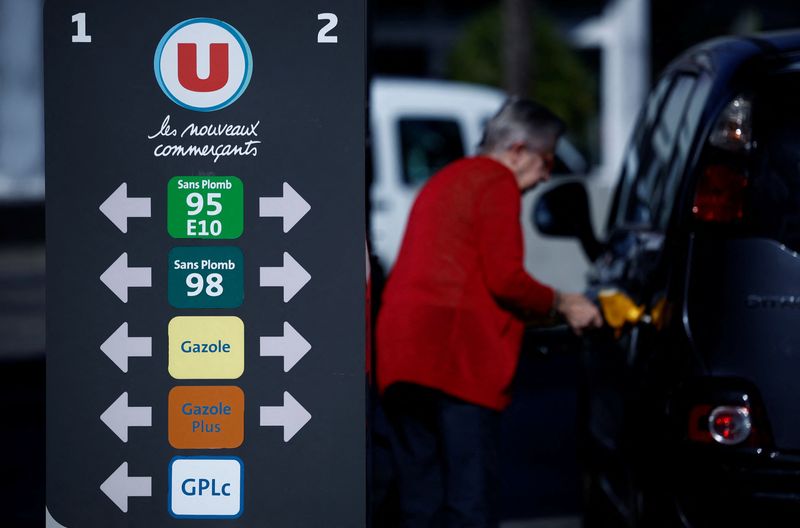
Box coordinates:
[619,75,697,229]
[610,76,671,230]
[656,75,712,228]
[398,118,464,186]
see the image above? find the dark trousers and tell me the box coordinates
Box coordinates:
[383,383,501,528]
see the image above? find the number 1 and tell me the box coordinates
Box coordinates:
[72,13,91,43]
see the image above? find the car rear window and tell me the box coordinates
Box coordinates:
[749,73,800,251]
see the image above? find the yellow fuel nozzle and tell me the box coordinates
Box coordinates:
[598,289,646,337]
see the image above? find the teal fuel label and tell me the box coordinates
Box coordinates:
[168,247,244,308]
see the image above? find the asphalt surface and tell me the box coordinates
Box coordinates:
[499,346,583,520]
[0,243,45,527]
[370,336,585,525]
[0,245,44,360]
[502,518,581,528]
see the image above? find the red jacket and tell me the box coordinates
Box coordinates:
[376,157,555,410]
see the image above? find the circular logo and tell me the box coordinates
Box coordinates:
[155,18,252,112]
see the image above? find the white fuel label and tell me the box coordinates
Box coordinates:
[169,456,243,519]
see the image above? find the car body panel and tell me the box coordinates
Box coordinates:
[687,237,800,450]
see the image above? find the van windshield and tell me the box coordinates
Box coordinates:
[398,118,464,186]
[749,72,800,252]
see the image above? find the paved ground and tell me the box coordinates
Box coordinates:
[498,346,583,519]
[371,348,586,526]
[502,517,581,528]
[1,356,43,526]
[0,243,45,526]
[0,244,44,359]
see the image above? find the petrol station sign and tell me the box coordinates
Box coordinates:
[45,1,365,525]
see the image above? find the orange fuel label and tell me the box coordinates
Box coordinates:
[168,386,244,449]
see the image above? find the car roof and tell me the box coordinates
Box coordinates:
[667,30,800,78]
[751,29,800,54]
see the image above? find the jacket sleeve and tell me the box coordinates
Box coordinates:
[476,178,556,315]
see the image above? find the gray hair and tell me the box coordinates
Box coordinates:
[479,98,566,154]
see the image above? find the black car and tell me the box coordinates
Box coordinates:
[535,31,800,527]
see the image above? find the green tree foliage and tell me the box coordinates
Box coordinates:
[449,6,598,158]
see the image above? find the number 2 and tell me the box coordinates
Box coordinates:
[317,13,338,44]
[71,13,91,43]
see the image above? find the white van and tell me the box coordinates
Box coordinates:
[369,77,594,291]
[369,77,506,270]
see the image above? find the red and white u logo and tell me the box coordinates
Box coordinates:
[177,43,230,93]
[155,19,252,112]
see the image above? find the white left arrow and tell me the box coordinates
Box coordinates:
[259,391,312,442]
[260,322,311,372]
[100,323,152,373]
[100,392,152,443]
[100,462,152,513]
[99,183,151,233]
[100,253,152,303]
[259,182,311,233]
[259,252,311,302]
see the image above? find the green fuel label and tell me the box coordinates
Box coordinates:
[167,176,243,239]
[168,247,244,308]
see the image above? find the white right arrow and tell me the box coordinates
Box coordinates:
[259,252,311,302]
[260,322,311,372]
[100,392,152,443]
[100,323,152,373]
[259,182,311,233]
[99,183,151,233]
[100,253,152,303]
[100,462,152,513]
[259,391,312,442]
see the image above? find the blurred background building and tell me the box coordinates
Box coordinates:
[0,0,43,201]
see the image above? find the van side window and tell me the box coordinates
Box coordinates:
[398,118,464,186]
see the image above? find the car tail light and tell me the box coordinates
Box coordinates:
[692,94,753,224]
[688,404,714,443]
[687,403,766,447]
[709,95,752,152]
[692,164,747,223]
[709,406,752,445]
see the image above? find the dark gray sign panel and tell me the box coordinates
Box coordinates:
[45,1,365,525]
